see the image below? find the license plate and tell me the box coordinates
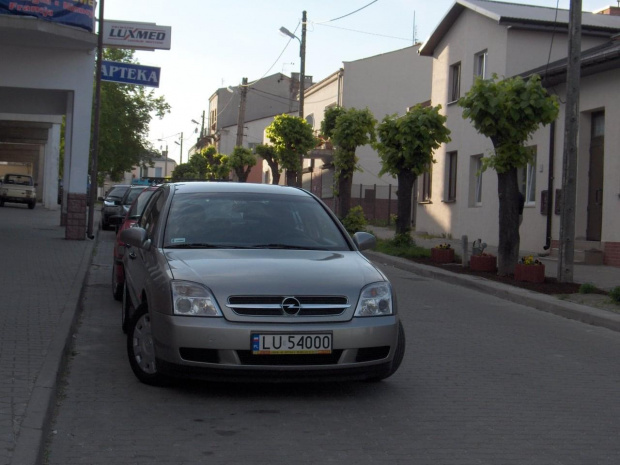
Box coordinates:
[251,333,332,355]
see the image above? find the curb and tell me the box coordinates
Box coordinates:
[365,250,620,333]
[11,226,99,465]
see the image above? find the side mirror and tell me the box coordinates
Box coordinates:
[353,232,376,251]
[120,227,151,251]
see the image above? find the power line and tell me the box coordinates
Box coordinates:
[316,0,379,24]
[314,22,411,42]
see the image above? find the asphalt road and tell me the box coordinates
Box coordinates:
[44,230,620,465]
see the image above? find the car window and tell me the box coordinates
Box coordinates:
[139,190,165,239]
[128,190,156,218]
[163,192,350,250]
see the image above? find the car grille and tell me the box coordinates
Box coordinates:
[237,350,343,365]
[227,296,350,317]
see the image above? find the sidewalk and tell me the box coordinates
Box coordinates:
[1,209,619,465]
[0,206,96,465]
[367,226,620,292]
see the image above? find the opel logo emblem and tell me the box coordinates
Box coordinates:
[281,297,302,316]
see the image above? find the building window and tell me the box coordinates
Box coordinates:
[470,155,483,206]
[449,62,461,102]
[421,165,432,202]
[518,147,537,205]
[474,50,487,79]
[446,151,457,201]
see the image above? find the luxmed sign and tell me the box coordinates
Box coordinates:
[103,20,171,51]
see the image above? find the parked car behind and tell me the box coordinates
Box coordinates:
[111,186,157,302]
[121,182,405,386]
[0,173,36,209]
[101,184,130,230]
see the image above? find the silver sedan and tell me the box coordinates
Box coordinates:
[121,182,405,385]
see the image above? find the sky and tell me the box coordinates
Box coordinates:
[103,0,609,164]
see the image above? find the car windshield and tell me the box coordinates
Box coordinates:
[107,186,129,199]
[123,187,147,206]
[128,189,155,218]
[163,192,351,251]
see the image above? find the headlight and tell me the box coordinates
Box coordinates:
[171,281,222,317]
[354,282,393,317]
[104,199,115,207]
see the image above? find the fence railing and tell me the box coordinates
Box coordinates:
[318,183,399,225]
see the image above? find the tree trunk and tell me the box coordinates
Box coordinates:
[266,160,280,185]
[496,168,521,276]
[338,173,353,218]
[396,171,415,235]
[285,169,297,186]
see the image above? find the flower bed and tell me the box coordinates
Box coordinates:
[470,254,496,272]
[514,256,545,283]
[431,245,455,264]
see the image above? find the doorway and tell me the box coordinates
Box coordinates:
[586,111,604,241]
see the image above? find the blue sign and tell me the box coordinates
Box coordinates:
[101,61,161,88]
[0,0,95,32]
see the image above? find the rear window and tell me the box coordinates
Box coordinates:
[107,186,129,199]
[163,192,350,251]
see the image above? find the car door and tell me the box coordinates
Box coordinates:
[124,188,167,309]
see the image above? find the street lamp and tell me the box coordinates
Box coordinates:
[280,10,306,118]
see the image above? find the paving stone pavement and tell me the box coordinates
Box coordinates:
[0,206,95,465]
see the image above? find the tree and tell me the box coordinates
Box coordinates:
[96,49,170,183]
[170,163,199,181]
[255,144,280,185]
[459,74,559,276]
[375,105,451,237]
[265,114,316,187]
[228,147,257,182]
[321,107,376,218]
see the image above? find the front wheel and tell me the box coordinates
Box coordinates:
[126,305,168,386]
[28,200,35,209]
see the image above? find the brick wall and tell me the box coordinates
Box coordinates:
[604,242,620,267]
[65,193,87,240]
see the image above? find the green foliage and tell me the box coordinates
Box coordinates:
[228,146,256,182]
[181,146,229,181]
[320,106,346,140]
[609,286,620,303]
[265,114,316,175]
[578,283,597,294]
[458,74,559,173]
[393,232,413,247]
[96,49,170,182]
[330,107,377,179]
[170,163,199,181]
[341,205,367,234]
[375,238,429,260]
[375,104,451,178]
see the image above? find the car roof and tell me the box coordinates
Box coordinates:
[170,182,310,197]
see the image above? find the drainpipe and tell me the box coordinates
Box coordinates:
[544,120,556,250]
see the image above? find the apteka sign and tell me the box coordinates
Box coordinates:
[101,61,161,88]
[103,20,171,51]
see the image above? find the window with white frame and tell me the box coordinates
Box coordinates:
[446,151,458,201]
[474,50,487,79]
[518,147,537,205]
[470,155,483,206]
[421,165,432,202]
[449,62,461,102]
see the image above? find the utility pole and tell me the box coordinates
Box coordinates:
[87,0,104,239]
[236,77,248,147]
[299,10,307,119]
[179,132,183,164]
[558,0,582,283]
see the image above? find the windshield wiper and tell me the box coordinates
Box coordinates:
[165,243,253,249]
[250,243,327,250]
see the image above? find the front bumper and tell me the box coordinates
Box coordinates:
[150,312,400,381]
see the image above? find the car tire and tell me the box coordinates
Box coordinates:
[0,199,4,207]
[126,304,168,386]
[367,321,406,382]
[28,200,35,209]
[121,283,134,334]
[112,265,123,301]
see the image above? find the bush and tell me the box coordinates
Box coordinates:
[609,286,620,303]
[341,206,367,234]
[579,283,597,294]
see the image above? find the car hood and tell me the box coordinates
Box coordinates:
[164,249,385,319]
